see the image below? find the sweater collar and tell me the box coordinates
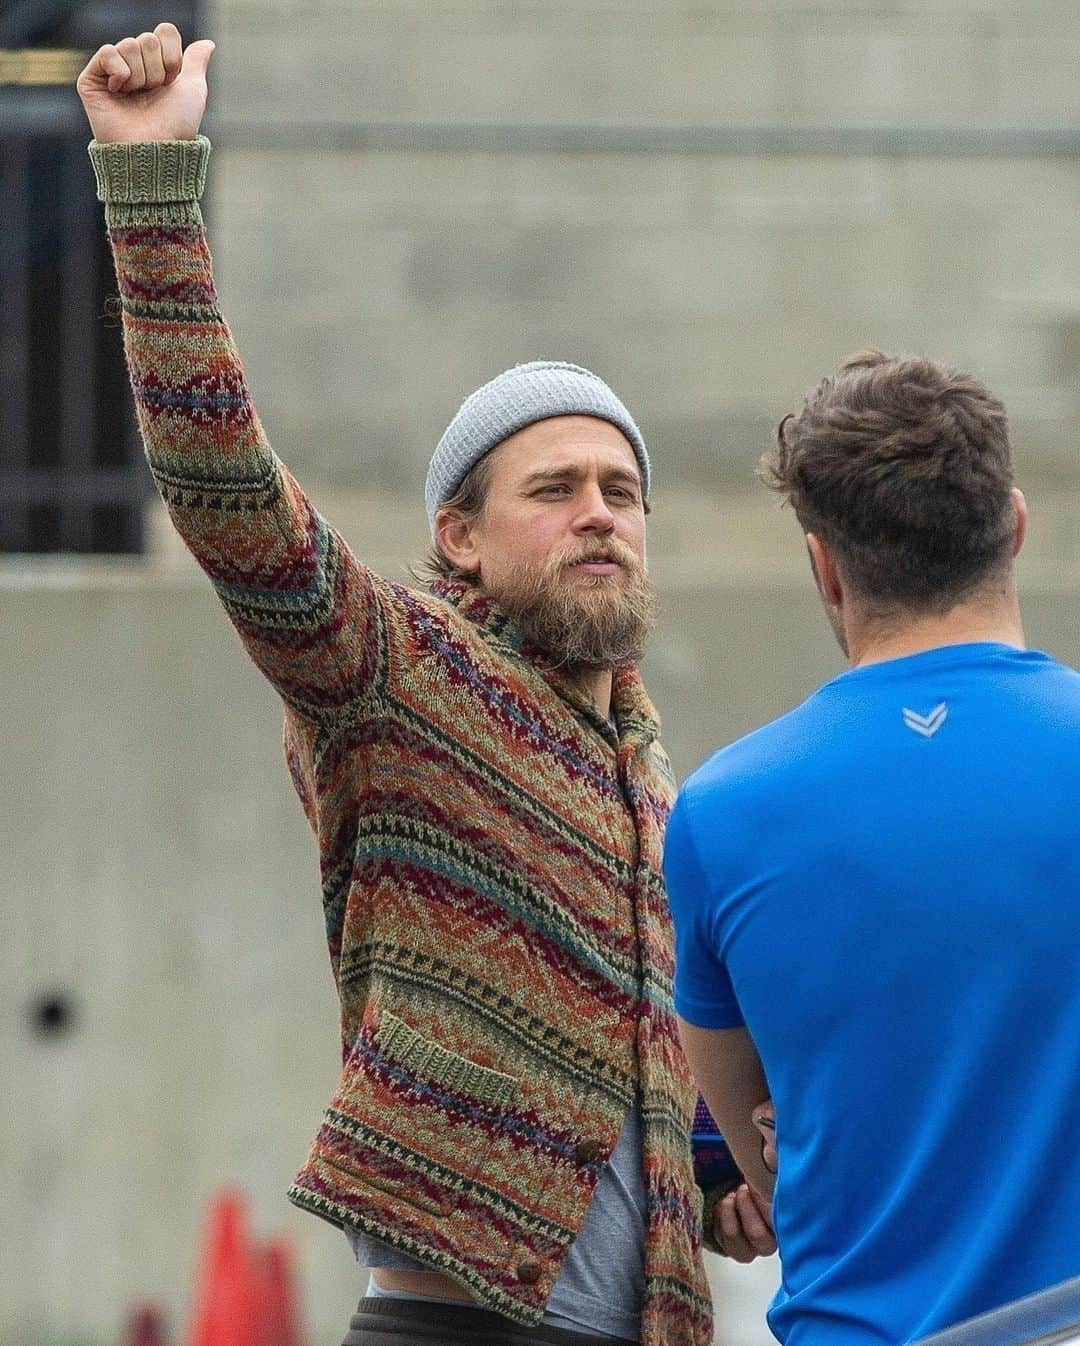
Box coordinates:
[431,579,660,750]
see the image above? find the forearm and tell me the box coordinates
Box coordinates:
[91,136,281,560]
[90,136,382,718]
[679,1020,775,1201]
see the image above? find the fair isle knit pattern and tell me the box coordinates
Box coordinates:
[92,137,712,1346]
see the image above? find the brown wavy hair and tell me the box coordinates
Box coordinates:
[413,454,497,584]
[763,349,1016,612]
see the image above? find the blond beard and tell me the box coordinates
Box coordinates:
[486,538,655,670]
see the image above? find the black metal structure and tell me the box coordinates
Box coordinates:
[1,2,199,554]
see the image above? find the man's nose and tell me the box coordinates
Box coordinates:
[573,485,616,533]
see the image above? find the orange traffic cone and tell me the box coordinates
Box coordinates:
[255,1238,302,1346]
[123,1302,169,1346]
[186,1189,260,1346]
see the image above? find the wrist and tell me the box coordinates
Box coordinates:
[93,132,202,145]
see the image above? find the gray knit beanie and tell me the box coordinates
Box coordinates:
[425,361,650,530]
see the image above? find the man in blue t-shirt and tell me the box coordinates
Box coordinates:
[664,349,1080,1345]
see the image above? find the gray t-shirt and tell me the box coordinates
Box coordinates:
[347,1094,647,1340]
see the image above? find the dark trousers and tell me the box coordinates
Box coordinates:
[343,1297,638,1346]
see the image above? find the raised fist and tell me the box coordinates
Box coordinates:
[76,22,214,144]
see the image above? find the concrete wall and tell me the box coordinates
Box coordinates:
[204,0,1080,495]
[210,144,1080,499]
[213,0,1080,129]
[6,1,1080,1343]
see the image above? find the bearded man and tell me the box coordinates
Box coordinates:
[77,23,773,1346]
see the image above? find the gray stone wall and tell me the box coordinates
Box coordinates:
[203,0,1080,497]
[212,0,1080,129]
[210,145,1080,498]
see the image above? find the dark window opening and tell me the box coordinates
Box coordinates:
[1,0,200,555]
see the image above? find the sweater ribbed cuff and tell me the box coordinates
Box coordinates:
[88,136,211,212]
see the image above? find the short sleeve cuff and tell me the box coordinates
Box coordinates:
[674,991,746,1031]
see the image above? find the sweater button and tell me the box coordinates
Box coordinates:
[574,1139,602,1163]
[516,1257,543,1285]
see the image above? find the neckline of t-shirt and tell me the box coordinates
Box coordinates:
[820,640,1048,690]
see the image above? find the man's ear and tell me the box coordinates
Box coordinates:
[434,508,481,576]
[1010,487,1027,558]
[806,533,844,610]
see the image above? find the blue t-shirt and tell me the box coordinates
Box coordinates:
[665,643,1080,1345]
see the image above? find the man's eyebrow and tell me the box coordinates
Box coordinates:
[519,464,642,488]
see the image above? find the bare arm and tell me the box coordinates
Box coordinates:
[679,1019,776,1202]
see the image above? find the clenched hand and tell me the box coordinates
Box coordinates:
[76,22,214,144]
[715,1182,776,1263]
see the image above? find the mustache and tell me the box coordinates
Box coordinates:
[555,538,642,571]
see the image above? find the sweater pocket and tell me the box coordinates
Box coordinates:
[311,1010,521,1220]
[376,1010,517,1111]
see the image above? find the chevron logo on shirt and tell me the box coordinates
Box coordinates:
[902,702,948,738]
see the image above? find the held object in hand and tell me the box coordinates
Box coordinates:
[691,1096,740,1189]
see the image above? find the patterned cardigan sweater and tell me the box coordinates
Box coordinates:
[90,136,713,1346]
